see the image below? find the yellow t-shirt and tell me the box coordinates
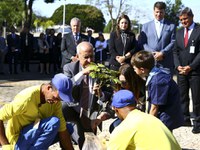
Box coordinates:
[0,85,66,147]
[107,109,181,150]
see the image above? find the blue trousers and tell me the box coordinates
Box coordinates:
[15,116,60,150]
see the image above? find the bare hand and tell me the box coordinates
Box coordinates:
[71,55,78,62]
[116,56,125,64]
[153,52,164,61]
[93,82,102,97]
[182,66,191,75]
[82,66,93,75]
[91,119,101,132]
[178,66,191,75]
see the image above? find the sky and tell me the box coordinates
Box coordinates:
[32,0,200,24]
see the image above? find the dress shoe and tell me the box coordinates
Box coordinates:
[183,120,192,126]
[192,127,200,134]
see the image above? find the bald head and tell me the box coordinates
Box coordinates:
[77,42,94,68]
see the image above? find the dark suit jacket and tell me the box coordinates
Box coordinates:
[63,61,112,119]
[7,33,21,53]
[87,36,96,47]
[20,32,33,53]
[47,35,57,51]
[109,31,136,67]
[61,32,88,67]
[173,23,200,75]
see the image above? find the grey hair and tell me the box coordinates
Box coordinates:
[179,7,194,17]
[76,42,93,54]
[70,17,81,26]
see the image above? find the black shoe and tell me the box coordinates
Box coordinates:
[192,127,200,134]
[183,120,192,126]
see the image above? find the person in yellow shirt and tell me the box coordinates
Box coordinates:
[0,73,74,150]
[107,90,181,150]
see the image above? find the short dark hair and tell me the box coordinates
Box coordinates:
[154,1,166,10]
[131,50,155,70]
[179,7,194,17]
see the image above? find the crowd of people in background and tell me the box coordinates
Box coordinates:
[0,1,200,149]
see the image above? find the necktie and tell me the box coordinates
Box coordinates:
[184,28,189,47]
[12,34,15,39]
[80,75,89,111]
[121,33,127,46]
[74,33,78,45]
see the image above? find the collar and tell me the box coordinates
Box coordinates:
[146,66,170,86]
[73,32,80,36]
[154,19,164,24]
[187,22,195,30]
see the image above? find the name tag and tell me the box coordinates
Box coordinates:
[190,46,195,53]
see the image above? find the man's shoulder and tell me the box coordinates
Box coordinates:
[143,20,154,26]
[80,33,88,38]
[194,23,200,31]
[64,61,79,70]
[151,71,171,85]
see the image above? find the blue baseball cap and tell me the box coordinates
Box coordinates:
[112,90,136,108]
[51,73,74,103]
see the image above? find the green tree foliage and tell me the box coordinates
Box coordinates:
[0,0,24,29]
[51,4,105,32]
[88,63,120,90]
[86,0,131,32]
[165,0,184,26]
[34,17,55,30]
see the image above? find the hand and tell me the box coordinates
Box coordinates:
[153,52,164,61]
[91,119,101,132]
[71,55,78,62]
[116,56,125,64]
[82,66,93,75]
[182,66,191,75]
[93,82,102,97]
[91,112,110,132]
[178,66,191,75]
[177,66,185,75]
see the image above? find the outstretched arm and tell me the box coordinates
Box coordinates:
[59,130,74,150]
[149,104,159,117]
[0,120,10,147]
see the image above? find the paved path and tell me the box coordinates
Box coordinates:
[0,67,199,149]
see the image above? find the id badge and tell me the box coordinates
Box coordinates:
[190,46,195,54]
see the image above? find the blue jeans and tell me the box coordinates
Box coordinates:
[15,116,60,150]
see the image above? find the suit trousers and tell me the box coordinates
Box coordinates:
[62,102,93,149]
[177,74,200,123]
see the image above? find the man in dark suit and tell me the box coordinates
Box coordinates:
[7,26,21,74]
[47,28,58,73]
[86,28,96,47]
[139,1,176,75]
[20,25,33,72]
[61,17,88,68]
[63,41,111,149]
[173,7,200,134]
